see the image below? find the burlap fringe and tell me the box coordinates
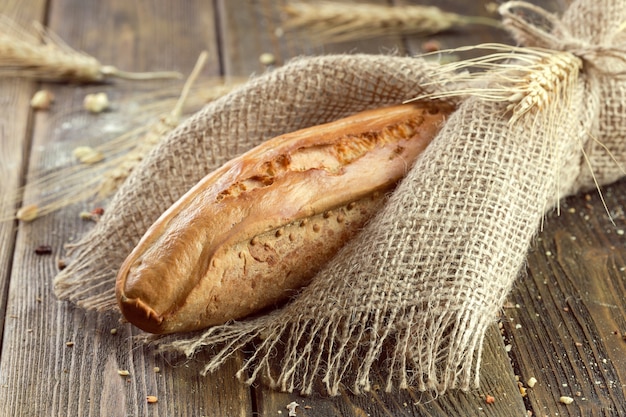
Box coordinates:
[54,0,626,397]
[161,304,491,395]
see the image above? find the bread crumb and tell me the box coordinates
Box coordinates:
[485,394,495,404]
[65,341,74,347]
[73,146,104,164]
[559,396,574,404]
[527,376,537,388]
[146,395,158,403]
[117,370,130,376]
[153,367,160,373]
[16,204,39,222]
[286,401,299,416]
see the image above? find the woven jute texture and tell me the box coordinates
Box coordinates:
[54,0,626,395]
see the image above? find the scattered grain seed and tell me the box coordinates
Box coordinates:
[79,211,97,221]
[146,395,158,403]
[515,324,522,329]
[84,92,110,113]
[65,341,74,347]
[275,228,284,237]
[485,2,499,13]
[34,245,53,255]
[110,328,117,335]
[16,204,39,221]
[153,367,160,373]
[312,224,321,232]
[617,229,624,236]
[259,52,276,66]
[527,377,537,388]
[73,146,104,164]
[117,369,130,376]
[30,89,54,110]
[559,396,574,404]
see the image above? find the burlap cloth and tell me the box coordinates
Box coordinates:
[54,0,626,395]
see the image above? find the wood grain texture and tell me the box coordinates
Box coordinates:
[1,0,624,416]
[0,1,252,416]
[502,179,626,416]
[217,0,407,77]
[0,0,47,362]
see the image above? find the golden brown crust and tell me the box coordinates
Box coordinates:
[116,103,451,334]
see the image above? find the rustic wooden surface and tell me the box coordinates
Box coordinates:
[0,0,624,416]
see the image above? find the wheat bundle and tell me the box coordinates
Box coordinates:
[0,15,180,82]
[3,55,244,223]
[53,0,626,395]
[283,1,500,43]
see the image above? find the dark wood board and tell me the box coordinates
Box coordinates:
[0,1,252,416]
[0,1,623,416]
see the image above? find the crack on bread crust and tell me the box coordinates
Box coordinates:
[216,115,428,202]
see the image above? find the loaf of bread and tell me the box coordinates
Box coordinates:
[115,103,451,334]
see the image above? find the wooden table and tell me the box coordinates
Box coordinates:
[1,0,625,416]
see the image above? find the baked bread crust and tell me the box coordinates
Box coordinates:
[116,103,450,334]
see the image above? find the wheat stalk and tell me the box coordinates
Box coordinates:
[0,15,181,82]
[408,43,582,125]
[282,1,501,43]
[407,43,586,220]
[4,61,244,222]
[96,51,210,198]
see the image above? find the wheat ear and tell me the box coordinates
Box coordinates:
[407,44,582,125]
[0,15,181,82]
[96,51,209,198]
[282,1,501,43]
[5,57,243,223]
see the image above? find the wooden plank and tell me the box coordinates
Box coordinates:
[503,178,626,416]
[0,0,47,365]
[394,0,562,58]
[216,1,526,416]
[216,0,407,77]
[0,1,253,416]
